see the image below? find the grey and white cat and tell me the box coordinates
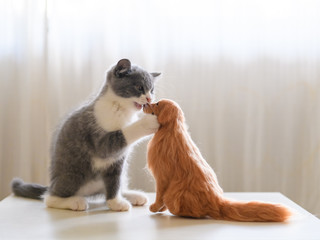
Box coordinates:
[11,59,160,211]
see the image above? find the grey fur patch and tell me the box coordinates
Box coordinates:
[102,157,125,200]
[48,104,127,197]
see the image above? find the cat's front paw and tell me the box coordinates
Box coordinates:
[139,114,160,135]
[107,197,131,211]
[123,191,148,206]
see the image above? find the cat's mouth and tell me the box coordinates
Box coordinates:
[134,102,145,110]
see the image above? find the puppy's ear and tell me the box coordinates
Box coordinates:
[157,105,172,124]
[115,59,131,77]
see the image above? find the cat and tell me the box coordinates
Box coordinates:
[143,99,292,221]
[11,59,161,211]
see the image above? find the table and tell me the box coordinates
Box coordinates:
[0,192,319,240]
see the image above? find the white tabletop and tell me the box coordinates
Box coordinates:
[0,192,319,240]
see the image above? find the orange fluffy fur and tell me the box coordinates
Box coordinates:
[144,99,291,222]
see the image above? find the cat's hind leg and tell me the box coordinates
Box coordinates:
[44,173,89,211]
[44,195,88,211]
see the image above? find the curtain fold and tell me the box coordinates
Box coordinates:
[1,0,319,216]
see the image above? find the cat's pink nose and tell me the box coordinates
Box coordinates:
[146,97,151,103]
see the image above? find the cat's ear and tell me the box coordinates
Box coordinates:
[115,59,131,77]
[151,72,161,79]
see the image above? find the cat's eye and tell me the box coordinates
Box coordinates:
[152,112,154,115]
[138,86,144,92]
[156,103,159,106]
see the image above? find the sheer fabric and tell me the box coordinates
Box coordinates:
[1,0,319,216]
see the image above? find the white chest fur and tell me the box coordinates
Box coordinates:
[75,178,105,196]
[91,156,118,172]
[94,89,137,132]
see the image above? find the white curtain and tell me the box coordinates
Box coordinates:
[1,0,319,216]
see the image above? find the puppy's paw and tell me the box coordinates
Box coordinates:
[149,202,167,212]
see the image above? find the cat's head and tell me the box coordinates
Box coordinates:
[106,59,161,111]
[143,99,185,126]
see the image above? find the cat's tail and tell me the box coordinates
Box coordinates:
[211,198,292,222]
[11,178,48,200]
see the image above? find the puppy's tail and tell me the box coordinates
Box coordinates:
[211,198,292,222]
[11,178,48,200]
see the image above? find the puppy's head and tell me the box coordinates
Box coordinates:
[143,99,184,126]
